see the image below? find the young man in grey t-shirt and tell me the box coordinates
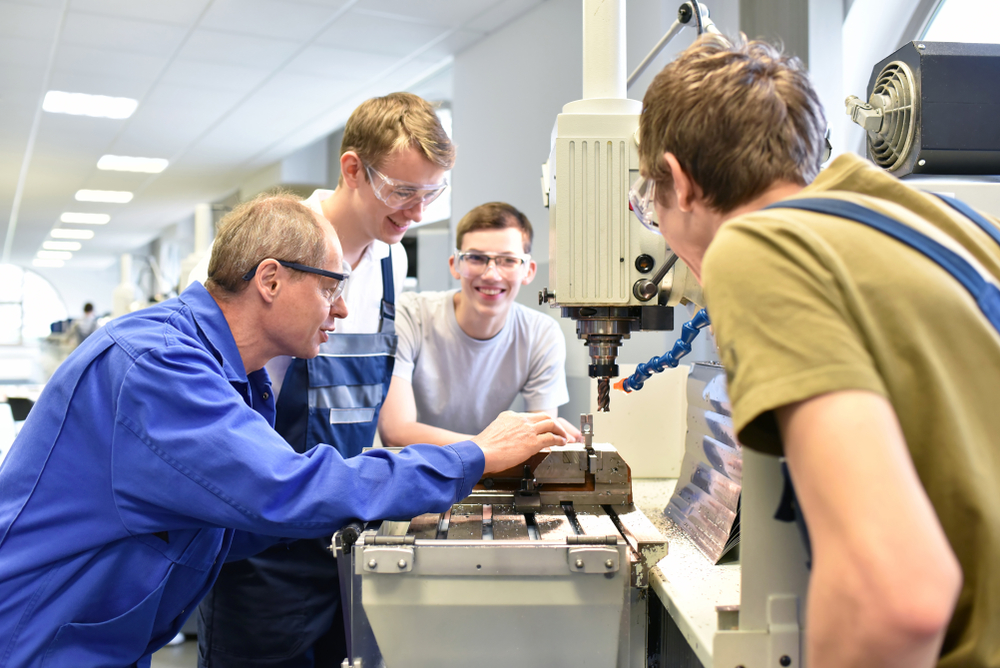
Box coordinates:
[378,202,582,446]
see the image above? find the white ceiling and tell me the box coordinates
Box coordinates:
[0,0,543,270]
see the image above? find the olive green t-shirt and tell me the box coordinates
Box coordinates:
[702,153,1000,667]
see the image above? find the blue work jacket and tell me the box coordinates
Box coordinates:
[0,283,484,668]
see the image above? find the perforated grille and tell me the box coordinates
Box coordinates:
[868,61,917,171]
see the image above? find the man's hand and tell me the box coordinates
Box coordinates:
[532,410,583,443]
[473,411,569,473]
[554,416,583,442]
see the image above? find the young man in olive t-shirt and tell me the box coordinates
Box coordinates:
[634,37,1000,668]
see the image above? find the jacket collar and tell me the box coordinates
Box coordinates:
[178,282,247,385]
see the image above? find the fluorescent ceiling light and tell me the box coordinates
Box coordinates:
[74,190,132,203]
[43,91,138,119]
[37,250,72,260]
[61,212,111,224]
[51,228,95,239]
[33,258,65,268]
[97,154,168,173]
[43,241,82,251]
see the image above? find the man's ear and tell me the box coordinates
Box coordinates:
[663,152,698,213]
[340,151,364,190]
[522,258,537,285]
[448,253,463,281]
[252,260,282,304]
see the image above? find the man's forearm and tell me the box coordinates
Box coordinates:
[778,390,960,668]
[806,554,951,668]
[379,420,472,449]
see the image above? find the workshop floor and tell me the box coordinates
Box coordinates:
[151,637,198,667]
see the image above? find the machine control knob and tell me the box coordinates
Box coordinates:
[633,279,658,302]
[575,559,585,569]
[539,287,555,305]
[397,559,408,570]
[368,559,377,569]
[605,559,614,569]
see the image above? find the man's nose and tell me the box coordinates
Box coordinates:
[401,199,426,222]
[329,295,348,320]
[482,258,503,279]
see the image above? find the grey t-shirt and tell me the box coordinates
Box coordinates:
[393,290,569,435]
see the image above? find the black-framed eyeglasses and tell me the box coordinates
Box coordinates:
[242,259,349,305]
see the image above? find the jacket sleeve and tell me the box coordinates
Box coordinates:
[110,343,484,539]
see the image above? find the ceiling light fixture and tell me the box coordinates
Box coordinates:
[97,154,168,173]
[43,241,82,251]
[37,250,72,260]
[43,91,138,119]
[60,212,111,224]
[33,258,65,268]
[74,190,132,203]
[51,228,95,239]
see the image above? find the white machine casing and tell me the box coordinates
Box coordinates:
[545,99,667,308]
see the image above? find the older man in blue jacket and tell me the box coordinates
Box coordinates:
[0,194,566,667]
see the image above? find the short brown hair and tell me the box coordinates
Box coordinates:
[340,92,455,185]
[206,194,330,296]
[456,202,533,253]
[638,35,826,213]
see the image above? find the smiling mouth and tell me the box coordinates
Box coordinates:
[388,216,409,231]
[476,287,504,296]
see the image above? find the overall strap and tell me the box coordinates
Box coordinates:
[931,192,1000,249]
[767,198,1000,334]
[379,249,396,334]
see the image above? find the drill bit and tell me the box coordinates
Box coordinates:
[597,377,610,412]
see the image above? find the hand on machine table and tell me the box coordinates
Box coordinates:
[473,411,570,474]
[554,416,584,443]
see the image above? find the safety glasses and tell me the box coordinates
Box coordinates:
[365,164,448,210]
[243,259,349,305]
[454,250,531,278]
[628,175,659,232]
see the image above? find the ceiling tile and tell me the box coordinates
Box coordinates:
[464,0,545,33]
[109,84,249,157]
[417,28,485,60]
[0,1,63,41]
[199,0,344,40]
[176,28,301,68]
[0,63,47,92]
[61,10,190,57]
[0,128,35,155]
[284,44,398,81]
[160,59,270,92]
[285,0,351,7]
[0,34,54,70]
[357,0,501,27]
[315,9,448,57]
[67,0,211,26]
[51,44,169,92]
[46,71,153,102]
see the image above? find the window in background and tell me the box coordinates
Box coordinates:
[418,107,452,227]
[0,264,67,346]
[922,0,1000,43]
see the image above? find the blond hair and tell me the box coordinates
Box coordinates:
[638,35,826,212]
[456,202,533,253]
[206,194,330,296]
[340,92,455,185]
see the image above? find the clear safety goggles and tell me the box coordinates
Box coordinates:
[628,175,659,232]
[365,164,449,210]
[243,259,349,306]
[454,250,531,278]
